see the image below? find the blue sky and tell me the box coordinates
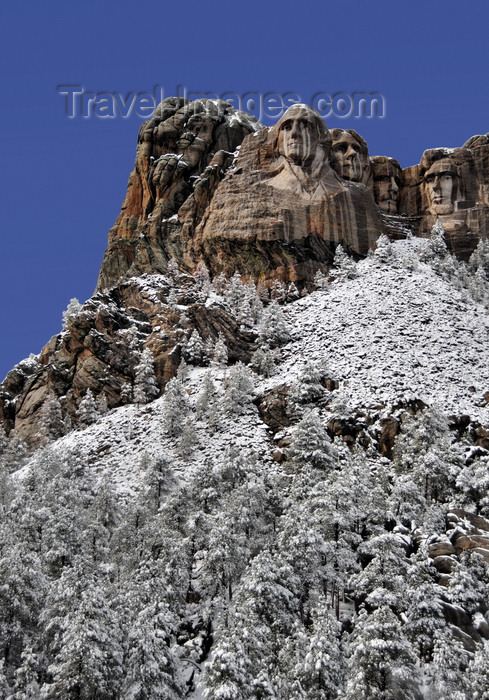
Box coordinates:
[1,0,488,380]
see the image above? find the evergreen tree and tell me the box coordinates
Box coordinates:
[36,394,64,445]
[270,279,287,303]
[77,389,99,427]
[212,272,228,295]
[176,416,199,459]
[9,647,41,699]
[427,627,469,700]
[161,377,190,436]
[222,362,255,415]
[212,333,228,367]
[251,344,276,377]
[184,329,205,365]
[404,553,446,661]
[257,301,291,347]
[43,578,123,700]
[350,533,410,611]
[203,621,252,700]
[61,298,82,330]
[167,257,179,281]
[287,409,337,471]
[343,605,418,700]
[288,359,326,410]
[467,641,489,700]
[123,603,183,700]
[298,601,345,699]
[193,261,211,297]
[120,381,133,404]
[133,348,159,404]
[330,245,357,281]
[313,270,329,290]
[286,282,300,302]
[97,391,109,415]
[373,234,393,263]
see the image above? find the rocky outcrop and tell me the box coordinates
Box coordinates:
[97,99,489,295]
[97,98,261,290]
[1,273,255,447]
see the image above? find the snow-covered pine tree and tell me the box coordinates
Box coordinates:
[212,272,228,295]
[9,646,41,699]
[193,260,211,297]
[257,300,291,347]
[313,269,329,290]
[467,641,489,700]
[161,377,190,437]
[212,333,228,367]
[176,416,199,459]
[288,359,326,410]
[343,605,418,700]
[61,298,82,330]
[97,392,109,416]
[36,394,64,445]
[183,329,205,365]
[133,348,159,404]
[120,382,133,404]
[287,408,337,471]
[76,388,99,427]
[167,257,179,281]
[270,279,287,303]
[251,343,276,377]
[330,244,357,281]
[426,627,470,700]
[374,233,393,263]
[123,603,183,700]
[286,282,300,302]
[222,362,255,415]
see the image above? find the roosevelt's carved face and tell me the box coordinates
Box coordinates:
[424,159,457,215]
[330,131,368,182]
[373,160,401,214]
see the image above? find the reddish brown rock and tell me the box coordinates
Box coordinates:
[192,106,383,284]
[97,98,261,291]
[0,274,255,447]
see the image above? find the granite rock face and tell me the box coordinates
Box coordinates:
[190,106,382,284]
[399,142,489,259]
[0,274,255,447]
[97,97,261,290]
[3,100,489,445]
[98,100,489,291]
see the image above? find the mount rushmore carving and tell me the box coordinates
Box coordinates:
[97,98,489,289]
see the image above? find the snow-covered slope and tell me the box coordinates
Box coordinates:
[31,238,488,491]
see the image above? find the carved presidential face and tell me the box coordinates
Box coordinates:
[277,111,320,166]
[372,159,401,214]
[273,105,331,169]
[424,159,457,215]
[330,131,368,182]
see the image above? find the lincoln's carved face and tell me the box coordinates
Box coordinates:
[330,131,368,182]
[373,160,401,214]
[424,159,457,214]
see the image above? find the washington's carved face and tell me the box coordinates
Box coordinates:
[277,111,320,166]
[373,161,401,214]
[424,159,457,214]
[330,131,367,182]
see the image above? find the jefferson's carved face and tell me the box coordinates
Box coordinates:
[330,132,367,182]
[373,161,401,214]
[277,111,320,166]
[424,159,456,214]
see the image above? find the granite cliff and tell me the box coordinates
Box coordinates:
[2,99,489,447]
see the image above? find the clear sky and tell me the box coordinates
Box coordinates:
[1,0,488,380]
